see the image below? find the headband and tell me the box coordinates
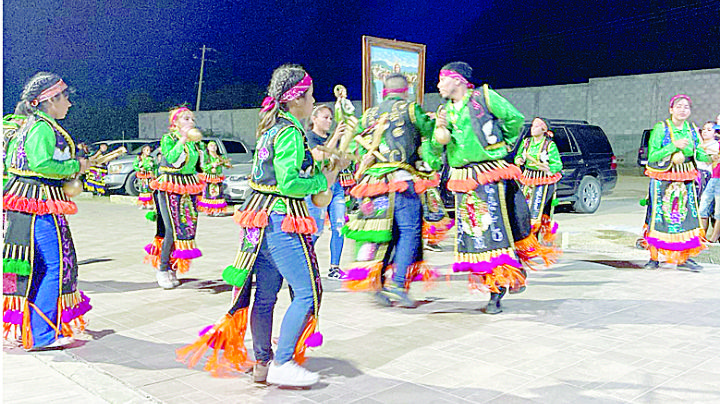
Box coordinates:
[30,79,68,107]
[669,94,692,108]
[440,69,474,89]
[382,87,409,98]
[261,72,313,112]
[169,107,192,127]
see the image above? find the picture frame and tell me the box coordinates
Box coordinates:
[362,35,426,110]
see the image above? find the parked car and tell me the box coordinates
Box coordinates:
[439,119,617,214]
[90,140,156,156]
[105,137,253,196]
[222,165,253,204]
[637,128,652,167]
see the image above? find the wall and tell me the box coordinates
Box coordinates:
[139,68,720,168]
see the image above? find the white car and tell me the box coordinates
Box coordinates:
[222,165,253,203]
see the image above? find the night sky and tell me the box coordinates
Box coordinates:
[3,0,719,139]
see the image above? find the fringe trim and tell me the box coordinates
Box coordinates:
[143,236,163,269]
[198,173,225,184]
[519,170,562,186]
[151,174,204,195]
[136,171,154,179]
[532,214,559,245]
[514,234,560,267]
[3,292,91,348]
[171,240,202,274]
[176,308,254,377]
[293,316,321,365]
[233,193,316,234]
[422,218,454,244]
[350,172,439,198]
[198,198,227,214]
[647,245,705,264]
[468,264,526,293]
[447,161,522,192]
[339,172,356,187]
[3,193,77,215]
[342,262,384,291]
[645,162,698,181]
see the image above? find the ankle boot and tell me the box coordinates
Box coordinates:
[481,290,503,314]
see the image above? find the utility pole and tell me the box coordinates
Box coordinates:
[194,45,218,112]
[195,45,207,112]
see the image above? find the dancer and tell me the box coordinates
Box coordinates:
[342,73,440,307]
[699,121,720,240]
[84,143,108,195]
[515,117,563,245]
[198,140,232,216]
[3,72,92,350]
[178,64,346,387]
[431,62,556,314]
[643,95,713,271]
[305,105,348,279]
[144,106,204,288]
[133,144,157,209]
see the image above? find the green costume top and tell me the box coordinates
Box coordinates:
[515,136,563,174]
[8,111,79,179]
[648,120,710,164]
[201,153,228,176]
[248,111,327,214]
[3,114,25,183]
[159,131,201,174]
[353,95,437,176]
[133,155,157,173]
[428,86,525,167]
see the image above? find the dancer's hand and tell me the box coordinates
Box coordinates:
[78,158,90,174]
[673,138,689,150]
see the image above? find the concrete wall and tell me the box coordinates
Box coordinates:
[139,68,720,168]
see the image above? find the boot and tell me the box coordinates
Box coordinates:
[481,287,506,314]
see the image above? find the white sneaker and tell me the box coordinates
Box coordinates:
[169,270,181,287]
[156,271,175,289]
[27,336,74,351]
[266,360,319,387]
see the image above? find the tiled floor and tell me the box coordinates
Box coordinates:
[4,176,720,403]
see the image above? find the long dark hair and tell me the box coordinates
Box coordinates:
[256,64,308,138]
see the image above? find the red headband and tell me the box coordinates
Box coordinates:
[30,79,68,107]
[262,72,313,112]
[169,107,192,128]
[440,69,474,89]
[382,87,409,98]
[669,94,692,108]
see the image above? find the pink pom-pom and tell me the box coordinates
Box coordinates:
[429,225,437,234]
[305,332,323,347]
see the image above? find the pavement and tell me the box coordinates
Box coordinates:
[4,175,720,403]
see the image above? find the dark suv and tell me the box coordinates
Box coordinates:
[439,119,617,214]
[637,129,652,167]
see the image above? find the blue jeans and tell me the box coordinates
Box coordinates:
[30,215,62,347]
[699,178,720,219]
[386,183,422,287]
[250,213,321,364]
[305,181,346,266]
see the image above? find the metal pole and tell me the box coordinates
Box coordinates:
[195,45,206,111]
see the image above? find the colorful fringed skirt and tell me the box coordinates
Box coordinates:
[136,170,154,208]
[421,186,454,245]
[3,176,91,349]
[343,174,439,292]
[643,164,705,264]
[144,172,204,273]
[519,169,561,245]
[448,161,558,292]
[198,172,227,215]
[84,165,107,195]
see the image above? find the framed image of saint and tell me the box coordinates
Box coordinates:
[362,35,426,110]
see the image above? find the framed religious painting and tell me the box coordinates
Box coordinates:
[362,36,426,110]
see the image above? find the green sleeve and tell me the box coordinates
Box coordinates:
[26,121,80,177]
[201,154,213,173]
[274,126,327,196]
[487,88,524,148]
[409,103,443,171]
[514,140,526,166]
[648,122,677,163]
[133,158,141,171]
[547,141,563,173]
[161,134,186,164]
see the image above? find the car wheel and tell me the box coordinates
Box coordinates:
[573,175,601,213]
[125,172,140,196]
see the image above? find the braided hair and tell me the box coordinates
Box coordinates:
[256,64,308,138]
[19,72,65,114]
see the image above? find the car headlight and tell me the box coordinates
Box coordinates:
[108,164,124,174]
[227,175,242,181]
